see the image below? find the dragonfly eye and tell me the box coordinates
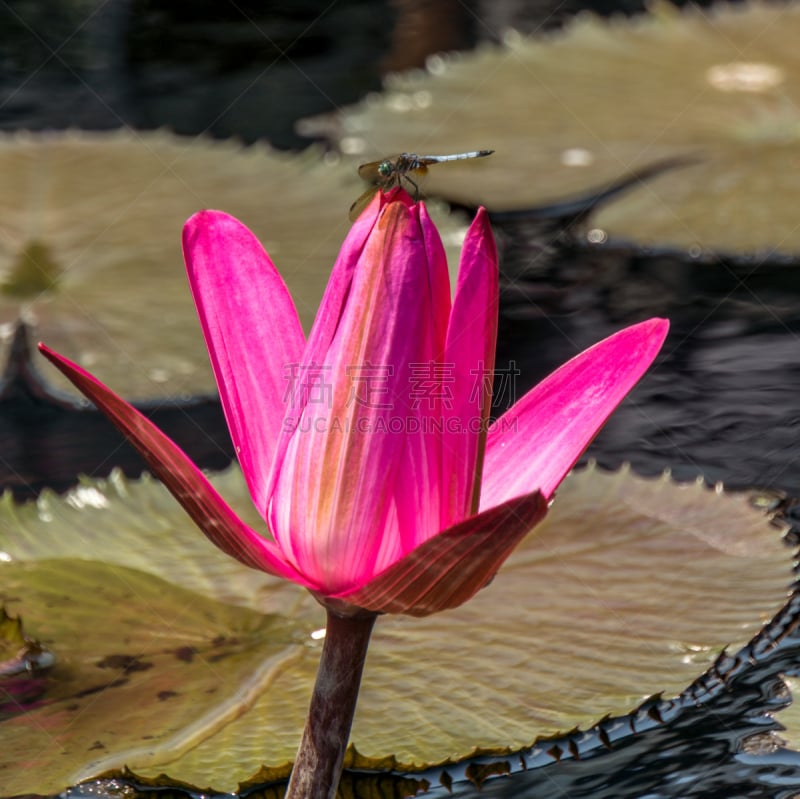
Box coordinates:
[378,160,394,178]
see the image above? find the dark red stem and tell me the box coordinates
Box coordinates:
[284,607,377,799]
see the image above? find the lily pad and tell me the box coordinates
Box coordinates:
[303,1,800,254]
[0,559,304,796]
[0,464,793,793]
[0,130,470,400]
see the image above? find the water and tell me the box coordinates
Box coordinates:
[495,230,800,499]
[3,2,800,796]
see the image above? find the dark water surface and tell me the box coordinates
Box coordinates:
[3,2,800,798]
[496,232,800,501]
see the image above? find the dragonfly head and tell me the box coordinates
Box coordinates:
[377,160,395,179]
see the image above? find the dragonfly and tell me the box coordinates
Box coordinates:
[349,150,494,221]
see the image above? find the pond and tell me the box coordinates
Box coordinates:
[1,2,800,797]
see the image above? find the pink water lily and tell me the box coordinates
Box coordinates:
[39,190,668,618]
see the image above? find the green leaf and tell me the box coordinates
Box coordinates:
[313,1,800,254]
[0,464,793,793]
[0,130,469,400]
[0,559,305,796]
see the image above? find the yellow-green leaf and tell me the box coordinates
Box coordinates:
[308,1,800,253]
[0,464,793,793]
[0,130,469,400]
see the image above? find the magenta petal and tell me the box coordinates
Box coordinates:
[300,191,387,359]
[334,490,547,616]
[37,343,314,588]
[480,318,669,510]
[264,192,385,503]
[418,202,452,356]
[269,201,448,591]
[183,211,305,516]
[442,207,499,522]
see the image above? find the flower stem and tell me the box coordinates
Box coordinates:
[285,608,377,799]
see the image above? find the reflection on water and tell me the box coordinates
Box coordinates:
[493,208,800,500]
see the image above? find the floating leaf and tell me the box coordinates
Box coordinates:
[0,464,793,793]
[305,1,800,253]
[0,558,306,796]
[0,130,469,399]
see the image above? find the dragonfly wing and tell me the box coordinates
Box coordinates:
[357,160,383,182]
[349,186,379,222]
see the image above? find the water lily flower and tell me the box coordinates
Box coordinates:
[39,189,668,617]
[39,188,668,798]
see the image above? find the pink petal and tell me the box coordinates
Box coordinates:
[480,318,669,510]
[418,202,452,355]
[269,200,450,592]
[334,489,547,616]
[264,190,388,499]
[37,343,313,588]
[441,207,499,523]
[183,211,305,516]
[294,192,388,365]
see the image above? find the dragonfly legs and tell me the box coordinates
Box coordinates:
[401,174,421,200]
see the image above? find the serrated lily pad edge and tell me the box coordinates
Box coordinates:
[71,522,800,798]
